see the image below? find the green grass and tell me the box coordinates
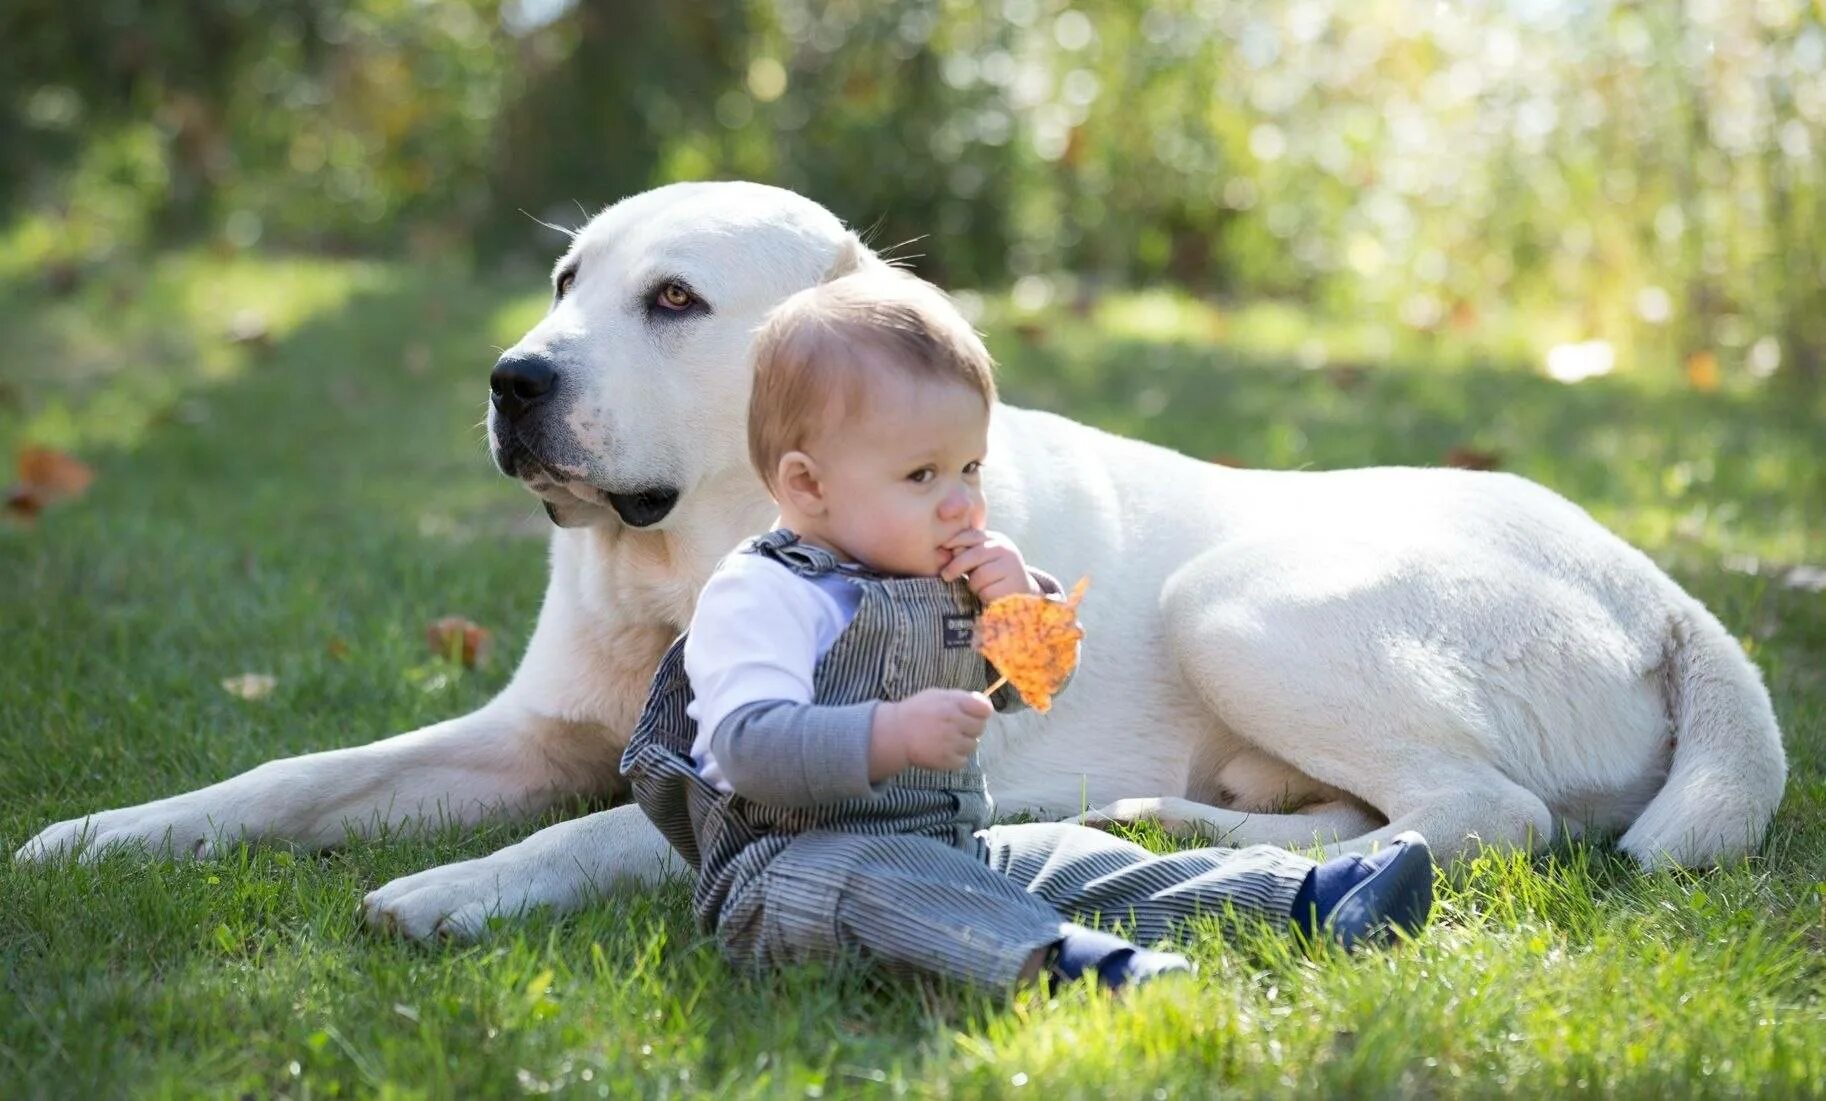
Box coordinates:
[2,254,1822,1099]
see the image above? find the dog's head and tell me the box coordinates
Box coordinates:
[488,181,872,529]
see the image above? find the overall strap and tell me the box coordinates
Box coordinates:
[742,529,873,580]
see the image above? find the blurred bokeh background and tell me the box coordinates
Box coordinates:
[5,0,1826,388]
[4,10,1825,1093]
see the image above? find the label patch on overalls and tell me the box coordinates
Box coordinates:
[941,614,975,649]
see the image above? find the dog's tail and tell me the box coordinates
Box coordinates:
[1618,600,1786,869]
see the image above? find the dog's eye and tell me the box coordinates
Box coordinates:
[656,282,694,311]
[555,268,577,300]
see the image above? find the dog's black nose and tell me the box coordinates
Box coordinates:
[490,352,558,421]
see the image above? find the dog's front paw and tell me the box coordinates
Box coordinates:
[363,857,537,944]
[14,805,220,865]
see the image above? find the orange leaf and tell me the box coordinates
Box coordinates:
[974,577,1088,714]
[426,616,491,667]
[6,446,94,523]
[17,446,94,499]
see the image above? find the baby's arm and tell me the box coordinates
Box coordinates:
[713,689,991,806]
[686,556,990,808]
[710,700,876,806]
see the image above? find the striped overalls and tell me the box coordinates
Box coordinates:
[621,530,1317,989]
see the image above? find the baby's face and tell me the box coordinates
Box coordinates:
[806,372,990,577]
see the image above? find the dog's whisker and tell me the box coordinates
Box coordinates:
[877,234,929,262]
[857,212,891,250]
[518,209,577,240]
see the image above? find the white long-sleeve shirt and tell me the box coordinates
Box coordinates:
[683,552,865,794]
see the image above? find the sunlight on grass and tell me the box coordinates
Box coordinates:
[2,253,382,453]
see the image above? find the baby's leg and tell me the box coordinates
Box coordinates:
[979,822,1317,946]
[738,831,1065,990]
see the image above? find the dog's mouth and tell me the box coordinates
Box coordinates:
[499,437,681,529]
[527,472,681,529]
[601,487,680,527]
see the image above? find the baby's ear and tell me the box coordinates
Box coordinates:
[820,233,875,282]
[776,451,825,516]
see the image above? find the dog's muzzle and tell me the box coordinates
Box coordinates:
[487,350,681,528]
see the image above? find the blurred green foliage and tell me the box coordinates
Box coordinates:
[4,0,1826,385]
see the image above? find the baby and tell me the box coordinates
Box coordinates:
[621,269,1433,992]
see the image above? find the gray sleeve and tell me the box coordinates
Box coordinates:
[987,568,1080,714]
[710,698,881,806]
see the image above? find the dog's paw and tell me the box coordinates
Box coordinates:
[14,806,219,865]
[1063,796,1173,830]
[363,857,540,944]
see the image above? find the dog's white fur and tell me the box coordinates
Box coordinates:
[15,182,1787,942]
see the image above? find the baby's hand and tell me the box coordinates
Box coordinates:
[869,688,993,776]
[940,529,1042,603]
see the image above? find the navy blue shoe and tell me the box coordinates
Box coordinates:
[1049,924,1192,993]
[1294,831,1434,950]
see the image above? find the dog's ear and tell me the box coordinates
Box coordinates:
[820,233,875,282]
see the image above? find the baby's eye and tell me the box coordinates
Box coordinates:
[907,467,935,485]
[963,460,982,476]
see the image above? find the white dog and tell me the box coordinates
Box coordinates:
[16,182,1786,943]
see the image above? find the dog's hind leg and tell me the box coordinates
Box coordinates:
[1068,777,1552,866]
[1064,796,1384,852]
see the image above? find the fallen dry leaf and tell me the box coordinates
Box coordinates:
[4,446,95,522]
[426,616,491,667]
[221,673,277,700]
[1444,446,1503,471]
[975,577,1089,714]
[18,447,95,496]
[226,308,271,348]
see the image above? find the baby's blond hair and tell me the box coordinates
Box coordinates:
[747,269,997,491]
